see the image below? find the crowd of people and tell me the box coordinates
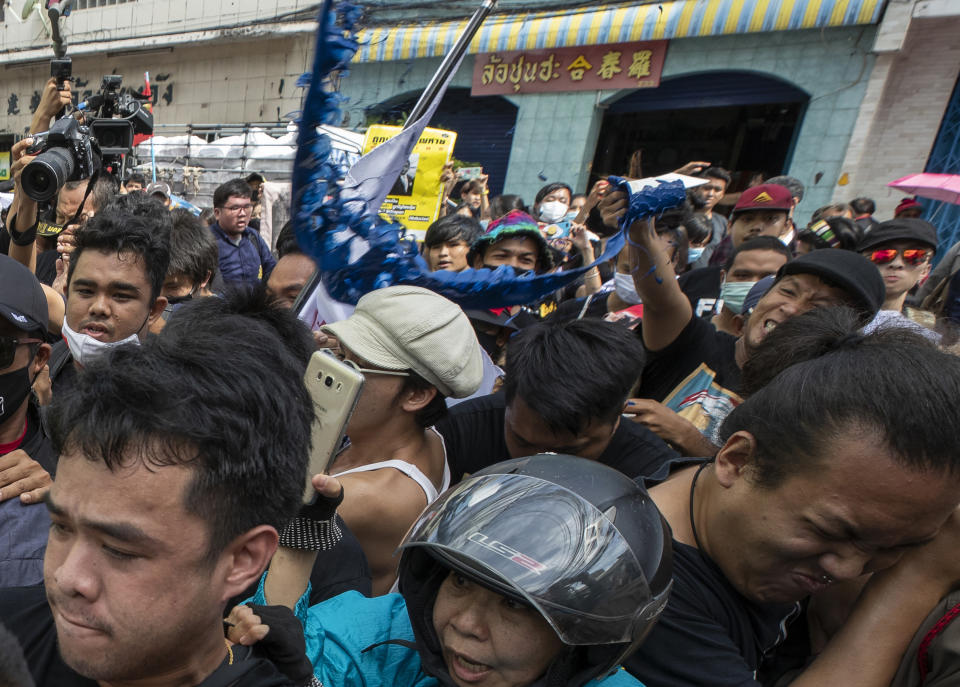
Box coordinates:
[0,75,960,687]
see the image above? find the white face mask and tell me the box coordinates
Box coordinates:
[62,319,142,368]
[614,272,643,305]
[538,200,569,223]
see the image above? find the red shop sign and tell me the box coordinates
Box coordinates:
[471,40,667,96]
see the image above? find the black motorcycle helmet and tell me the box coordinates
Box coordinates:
[397,454,673,687]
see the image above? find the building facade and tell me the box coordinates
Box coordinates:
[1,0,958,239]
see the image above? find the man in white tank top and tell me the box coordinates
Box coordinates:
[321,286,483,595]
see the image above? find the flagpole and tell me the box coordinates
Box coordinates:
[294,0,498,318]
[403,0,497,127]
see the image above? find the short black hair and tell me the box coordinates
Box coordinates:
[48,288,315,559]
[213,179,253,209]
[68,195,172,302]
[654,201,694,232]
[460,180,485,197]
[504,318,646,434]
[126,172,146,186]
[683,213,712,245]
[724,236,793,272]
[796,216,863,252]
[246,172,265,184]
[275,221,303,258]
[168,209,219,285]
[489,194,527,218]
[850,197,875,215]
[700,166,731,186]
[534,182,573,206]
[90,173,120,209]
[424,214,482,249]
[100,191,172,222]
[725,307,960,487]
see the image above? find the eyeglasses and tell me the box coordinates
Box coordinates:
[222,204,253,214]
[320,348,410,377]
[0,336,42,369]
[867,248,931,266]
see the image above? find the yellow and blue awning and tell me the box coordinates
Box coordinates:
[354,0,884,62]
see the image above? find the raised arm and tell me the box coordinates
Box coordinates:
[30,78,72,134]
[599,190,692,351]
[264,474,344,609]
[7,138,40,273]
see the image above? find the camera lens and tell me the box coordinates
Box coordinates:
[22,147,75,202]
[324,376,333,387]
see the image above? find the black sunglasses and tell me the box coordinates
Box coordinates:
[0,335,43,369]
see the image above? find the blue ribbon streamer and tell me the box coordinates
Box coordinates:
[290,2,689,309]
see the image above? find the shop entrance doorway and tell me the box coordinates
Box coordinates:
[591,71,809,193]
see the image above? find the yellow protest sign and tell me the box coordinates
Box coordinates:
[362,124,457,236]
[0,151,9,181]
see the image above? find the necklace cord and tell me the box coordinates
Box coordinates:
[688,461,713,554]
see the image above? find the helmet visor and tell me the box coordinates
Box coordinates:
[401,473,665,645]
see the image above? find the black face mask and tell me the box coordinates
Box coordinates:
[166,291,194,306]
[0,365,33,426]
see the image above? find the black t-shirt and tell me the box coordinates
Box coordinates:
[624,462,800,687]
[0,586,295,687]
[0,230,56,284]
[635,316,742,443]
[435,392,678,482]
[35,249,58,286]
[678,265,723,318]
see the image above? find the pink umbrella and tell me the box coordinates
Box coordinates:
[888,173,960,205]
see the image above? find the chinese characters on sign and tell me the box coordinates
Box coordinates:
[471,41,667,96]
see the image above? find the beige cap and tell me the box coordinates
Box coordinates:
[322,285,483,399]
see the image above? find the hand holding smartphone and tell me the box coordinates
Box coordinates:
[302,350,365,503]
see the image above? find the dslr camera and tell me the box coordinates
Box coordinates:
[21,64,153,202]
[22,117,98,202]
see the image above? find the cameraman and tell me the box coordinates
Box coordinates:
[4,77,73,275]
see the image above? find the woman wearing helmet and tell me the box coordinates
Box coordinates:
[236,454,672,687]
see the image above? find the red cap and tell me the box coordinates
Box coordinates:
[894,198,922,217]
[732,184,793,215]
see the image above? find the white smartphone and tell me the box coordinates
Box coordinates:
[302,350,365,503]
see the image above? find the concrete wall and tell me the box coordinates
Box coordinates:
[0,5,891,227]
[0,0,315,54]
[833,9,960,220]
[0,35,315,134]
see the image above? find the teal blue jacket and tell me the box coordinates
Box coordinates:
[250,579,644,687]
